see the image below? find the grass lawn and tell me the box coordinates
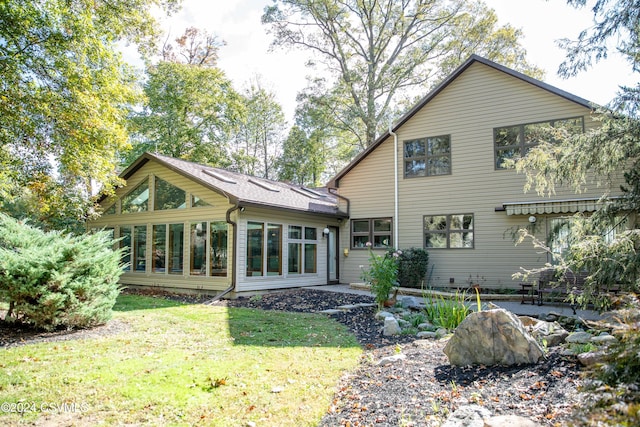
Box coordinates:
[0,295,362,426]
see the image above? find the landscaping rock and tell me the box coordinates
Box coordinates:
[435,327,449,338]
[590,333,617,345]
[442,404,491,427]
[577,350,607,366]
[375,310,394,320]
[566,331,592,344]
[383,317,402,336]
[398,318,410,328]
[523,317,569,347]
[336,304,359,310]
[416,331,438,339]
[400,296,422,309]
[545,312,560,322]
[484,414,541,427]
[418,322,434,330]
[443,309,544,366]
[378,353,406,366]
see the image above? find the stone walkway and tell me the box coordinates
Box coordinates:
[308,284,604,321]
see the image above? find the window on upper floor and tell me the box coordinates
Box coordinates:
[404,135,451,178]
[494,117,584,169]
[424,214,474,249]
[351,218,392,249]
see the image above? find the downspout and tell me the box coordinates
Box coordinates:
[389,124,399,248]
[207,200,240,303]
[328,187,350,217]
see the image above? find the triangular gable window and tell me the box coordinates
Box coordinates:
[122,179,149,213]
[191,195,211,208]
[154,177,186,210]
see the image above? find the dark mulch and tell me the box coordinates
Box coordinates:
[1,287,586,426]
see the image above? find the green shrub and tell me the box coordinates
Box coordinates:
[0,213,122,330]
[388,247,429,289]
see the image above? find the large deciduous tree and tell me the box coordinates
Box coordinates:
[128,27,245,167]
[231,79,286,179]
[278,125,325,186]
[515,0,640,298]
[0,0,179,230]
[263,0,542,149]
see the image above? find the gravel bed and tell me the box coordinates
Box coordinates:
[216,288,585,426]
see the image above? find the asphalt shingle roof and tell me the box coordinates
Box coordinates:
[121,152,346,218]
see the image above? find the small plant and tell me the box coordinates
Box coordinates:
[361,242,400,309]
[568,342,597,355]
[249,294,263,303]
[473,285,482,312]
[407,312,428,328]
[423,291,471,329]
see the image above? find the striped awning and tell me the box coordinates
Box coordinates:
[502,198,602,215]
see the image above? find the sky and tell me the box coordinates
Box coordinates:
[142,0,636,124]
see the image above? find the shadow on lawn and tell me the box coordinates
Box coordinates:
[226,306,361,348]
[112,292,195,312]
[112,292,361,348]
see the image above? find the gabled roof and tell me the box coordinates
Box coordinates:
[328,54,595,187]
[119,152,347,218]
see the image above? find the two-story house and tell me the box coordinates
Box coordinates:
[328,55,629,290]
[93,55,632,296]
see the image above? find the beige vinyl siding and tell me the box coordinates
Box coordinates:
[338,61,623,288]
[338,136,396,285]
[235,206,339,292]
[90,161,234,293]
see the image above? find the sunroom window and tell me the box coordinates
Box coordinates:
[121,180,149,213]
[154,177,186,210]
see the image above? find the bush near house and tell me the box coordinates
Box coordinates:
[0,213,122,331]
[388,247,429,289]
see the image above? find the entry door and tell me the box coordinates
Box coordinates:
[327,226,339,283]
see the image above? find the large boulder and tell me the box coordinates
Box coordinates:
[443,309,544,366]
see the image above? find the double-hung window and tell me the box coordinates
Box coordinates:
[351,218,392,249]
[424,214,474,249]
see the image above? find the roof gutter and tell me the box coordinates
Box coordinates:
[390,123,399,248]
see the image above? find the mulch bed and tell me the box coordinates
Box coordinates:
[1,287,586,426]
